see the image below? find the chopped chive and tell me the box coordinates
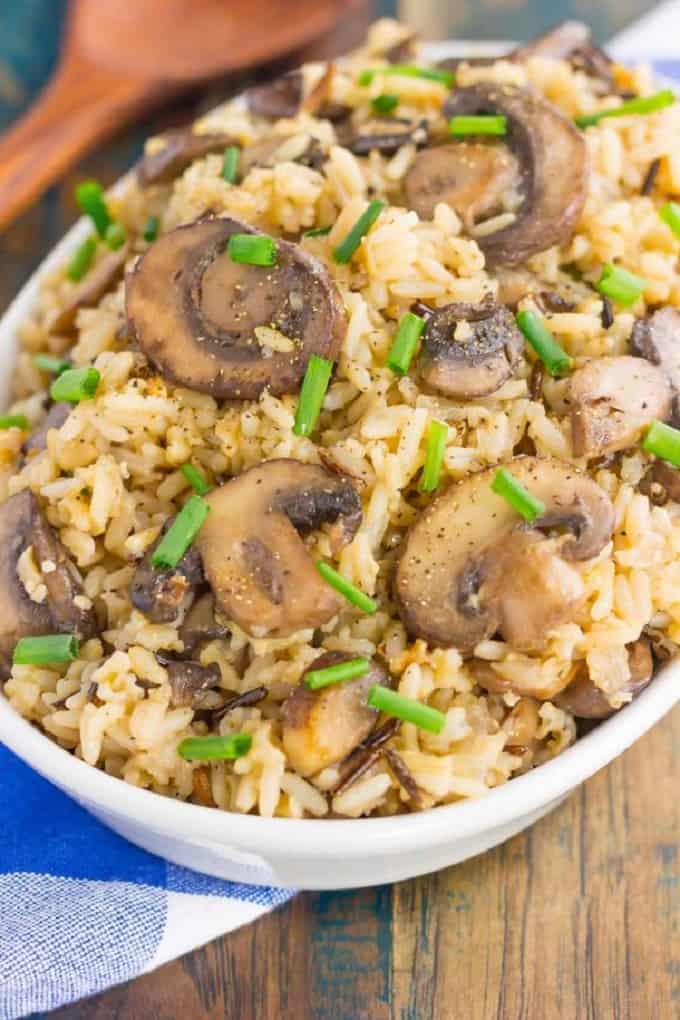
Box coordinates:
[516,309,573,377]
[181,462,211,496]
[449,114,507,136]
[491,467,546,523]
[367,684,446,734]
[316,561,377,614]
[13,634,79,665]
[304,225,333,238]
[104,222,126,251]
[659,201,680,239]
[386,312,425,376]
[0,414,28,430]
[178,733,252,761]
[372,93,399,115]
[333,199,385,264]
[75,180,111,237]
[419,420,448,493]
[642,420,680,467]
[596,263,648,307]
[358,65,454,88]
[142,215,160,243]
[293,354,333,437]
[305,656,370,690]
[227,232,277,266]
[67,237,97,282]
[151,495,210,569]
[221,145,241,184]
[575,89,675,128]
[34,353,71,375]
[50,367,100,404]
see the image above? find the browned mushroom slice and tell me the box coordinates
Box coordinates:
[179,592,228,654]
[570,355,671,458]
[239,134,325,178]
[165,660,222,707]
[246,65,347,122]
[130,534,203,624]
[343,118,429,157]
[281,652,388,777]
[404,142,519,227]
[195,460,361,638]
[554,640,653,718]
[0,491,96,676]
[630,307,680,425]
[126,217,346,400]
[22,402,70,459]
[640,459,680,504]
[137,129,235,187]
[394,457,614,652]
[420,300,523,399]
[510,21,615,93]
[442,84,588,265]
[52,245,128,334]
[382,31,419,64]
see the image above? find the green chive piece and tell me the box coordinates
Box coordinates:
[449,114,507,136]
[67,237,97,282]
[104,222,126,251]
[0,414,28,430]
[222,145,241,184]
[178,733,252,761]
[659,201,680,239]
[75,180,111,237]
[596,263,648,307]
[642,420,680,467]
[516,309,573,377]
[227,233,277,266]
[575,89,675,128]
[50,367,100,404]
[151,495,210,569]
[491,467,546,523]
[367,684,446,734]
[142,215,160,243]
[305,656,370,690]
[358,65,454,88]
[304,225,333,239]
[372,93,399,115]
[13,634,79,665]
[34,353,71,375]
[316,561,378,614]
[386,312,425,376]
[293,354,333,437]
[420,420,448,493]
[181,462,211,496]
[333,200,385,264]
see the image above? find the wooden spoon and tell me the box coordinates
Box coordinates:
[0,0,365,232]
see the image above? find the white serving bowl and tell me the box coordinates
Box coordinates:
[0,43,678,891]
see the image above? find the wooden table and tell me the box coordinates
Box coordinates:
[1,2,678,1017]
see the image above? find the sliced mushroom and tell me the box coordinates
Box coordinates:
[419,299,524,399]
[195,460,361,638]
[404,142,519,227]
[394,457,614,652]
[130,531,203,624]
[343,117,429,157]
[0,491,96,676]
[510,21,615,93]
[554,640,653,718]
[22,402,70,459]
[246,65,347,122]
[281,651,387,777]
[179,592,228,654]
[640,459,680,505]
[137,129,235,187]
[165,660,222,707]
[570,355,671,458]
[383,31,419,64]
[630,307,680,426]
[442,84,588,265]
[238,133,325,178]
[126,217,346,400]
[52,245,128,334]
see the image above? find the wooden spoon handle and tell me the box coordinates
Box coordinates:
[0,59,167,232]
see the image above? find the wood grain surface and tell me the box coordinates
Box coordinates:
[0,3,678,1018]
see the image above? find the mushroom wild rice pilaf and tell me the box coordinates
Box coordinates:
[4,18,680,820]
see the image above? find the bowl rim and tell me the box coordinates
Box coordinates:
[0,40,678,857]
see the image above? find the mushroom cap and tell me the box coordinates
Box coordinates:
[281,651,387,776]
[195,459,362,638]
[570,355,671,458]
[420,299,524,399]
[52,246,128,335]
[137,129,235,187]
[554,640,653,718]
[344,117,429,158]
[126,217,346,400]
[630,307,680,425]
[394,456,614,652]
[442,84,589,265]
